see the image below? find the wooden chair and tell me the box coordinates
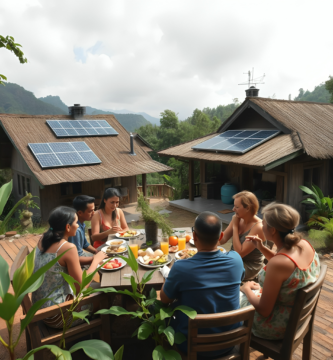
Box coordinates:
[183,305,255,360]
[88,228,94,246]
[250,264,327,360]
[10,246,111,360]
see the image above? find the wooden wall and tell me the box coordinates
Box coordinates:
[120,176,138,203]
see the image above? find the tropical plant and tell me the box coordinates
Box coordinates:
[136,190,173,236]
[0,180,38,234]
[308,216,333,250]
[0,248,123,360]
[299,184,333,220]
[0,35,28,85]
[96,247,197,360]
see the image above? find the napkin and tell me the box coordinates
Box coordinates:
[159,265,171,279]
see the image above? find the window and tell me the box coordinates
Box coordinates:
[60,183,70,196]
[22,176,26,195]
[26,178,31,193]
[72,182,82,194]
[17,174,21,195]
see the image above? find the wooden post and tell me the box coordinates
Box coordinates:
[142,174,147,198]
[200,161,205,195]
[189,160,194,201]
[287,163,303,212]
[276,175,284,202]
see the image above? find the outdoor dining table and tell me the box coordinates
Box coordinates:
[97,227,192,291]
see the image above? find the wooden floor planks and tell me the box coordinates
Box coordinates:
[1,236,333,359]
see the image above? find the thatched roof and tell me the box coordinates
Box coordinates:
[158,98,333,166]
[0,114,172,186]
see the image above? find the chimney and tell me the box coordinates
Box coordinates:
[68,104,86,119]
[245,86,259,97]
[129,133,136,156]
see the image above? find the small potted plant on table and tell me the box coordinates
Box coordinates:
[137,191,173,250]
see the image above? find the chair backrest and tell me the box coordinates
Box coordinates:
[88,228,94,246]
[187,305,255,360]
[280,264,327,357]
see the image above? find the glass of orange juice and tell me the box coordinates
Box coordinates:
[129,242,139,259]
[160,241,169,255]
[178,237,186,251]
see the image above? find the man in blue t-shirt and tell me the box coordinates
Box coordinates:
[160,211,245,357]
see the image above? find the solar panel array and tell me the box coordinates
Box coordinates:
[192,130,280,154]
[28,142,102,169]
[46,120,118,138]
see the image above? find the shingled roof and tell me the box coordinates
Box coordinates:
[0,114,172,186]
[158,98,333,167]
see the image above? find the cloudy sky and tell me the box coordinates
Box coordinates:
[1,0,332,119]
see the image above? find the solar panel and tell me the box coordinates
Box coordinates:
[46,120,119,138]
[192,130,280,154]
[28,141,102,169]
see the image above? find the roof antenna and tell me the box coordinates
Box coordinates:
[239,68,265,97]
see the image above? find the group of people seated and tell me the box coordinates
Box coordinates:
[31,188,321,357]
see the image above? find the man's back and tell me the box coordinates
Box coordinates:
[163,250,244,356]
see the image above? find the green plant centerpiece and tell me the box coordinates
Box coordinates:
[97,247,197,360]
[137,191,173,250]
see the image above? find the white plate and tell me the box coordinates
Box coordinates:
[189,239,195,246]
[175,249,198,259]
[115,231,141,239]
[106,239,126,246]
[100,257,126,271]
[101,245,127,255]
[137,255,173,268]
[218,246,227,253]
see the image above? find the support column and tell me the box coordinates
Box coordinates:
[142,173,147,198]
[189,160,194,201]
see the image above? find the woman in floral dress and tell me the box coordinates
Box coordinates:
[240,203,321,339]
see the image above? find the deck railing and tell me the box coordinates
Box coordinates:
[137,183,174,198]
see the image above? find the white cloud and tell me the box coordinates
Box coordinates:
[0,0,332,120]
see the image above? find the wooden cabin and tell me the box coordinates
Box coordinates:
[0,106,171,222]
[158,97,333,223]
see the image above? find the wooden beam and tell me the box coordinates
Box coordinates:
[257,170,287,177]
[189,160,194,201]
[264,150,304,171]
[142,173,147,197]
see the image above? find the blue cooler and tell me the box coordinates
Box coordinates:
[221,183,238,204]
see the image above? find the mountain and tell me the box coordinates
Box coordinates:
[0,83,66,115]
[102,108,160,126]
[38,95,68,113]
[294,83,330,103]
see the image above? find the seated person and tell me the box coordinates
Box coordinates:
[68,195,99,266]
[160,211,244,358]
[240,203,321,340]
[32,206,107,328]
[91,188,129,249]
[219,191,266,280]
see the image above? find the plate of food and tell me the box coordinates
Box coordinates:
[100,258,126,271]
[175,248,198,259]
[116,230,140,238]
[101,244,127,255]
[106,239,126,246]
[137,248,172,268]
[218,246,227,253]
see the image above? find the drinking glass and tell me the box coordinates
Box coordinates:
[160,241,169,255]
[128,239,139,259]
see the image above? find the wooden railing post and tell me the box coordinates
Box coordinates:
[189,160,194,201]
[142,174,147,197]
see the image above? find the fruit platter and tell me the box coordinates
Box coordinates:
[101,258,126,271]
[137,248,172,268]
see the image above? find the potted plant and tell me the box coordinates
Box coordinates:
[136,191,173,249]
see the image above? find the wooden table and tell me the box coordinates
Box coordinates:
[97,227,192,290]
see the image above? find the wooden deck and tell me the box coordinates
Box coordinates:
[1,236,333,359]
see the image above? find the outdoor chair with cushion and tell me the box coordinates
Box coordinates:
[250,264,327,360]
[10,246,111,360]
[177,305,255,360]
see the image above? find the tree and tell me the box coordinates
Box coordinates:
[325,76,333,103]
[160,109,178,129]
[0,35,27,85]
